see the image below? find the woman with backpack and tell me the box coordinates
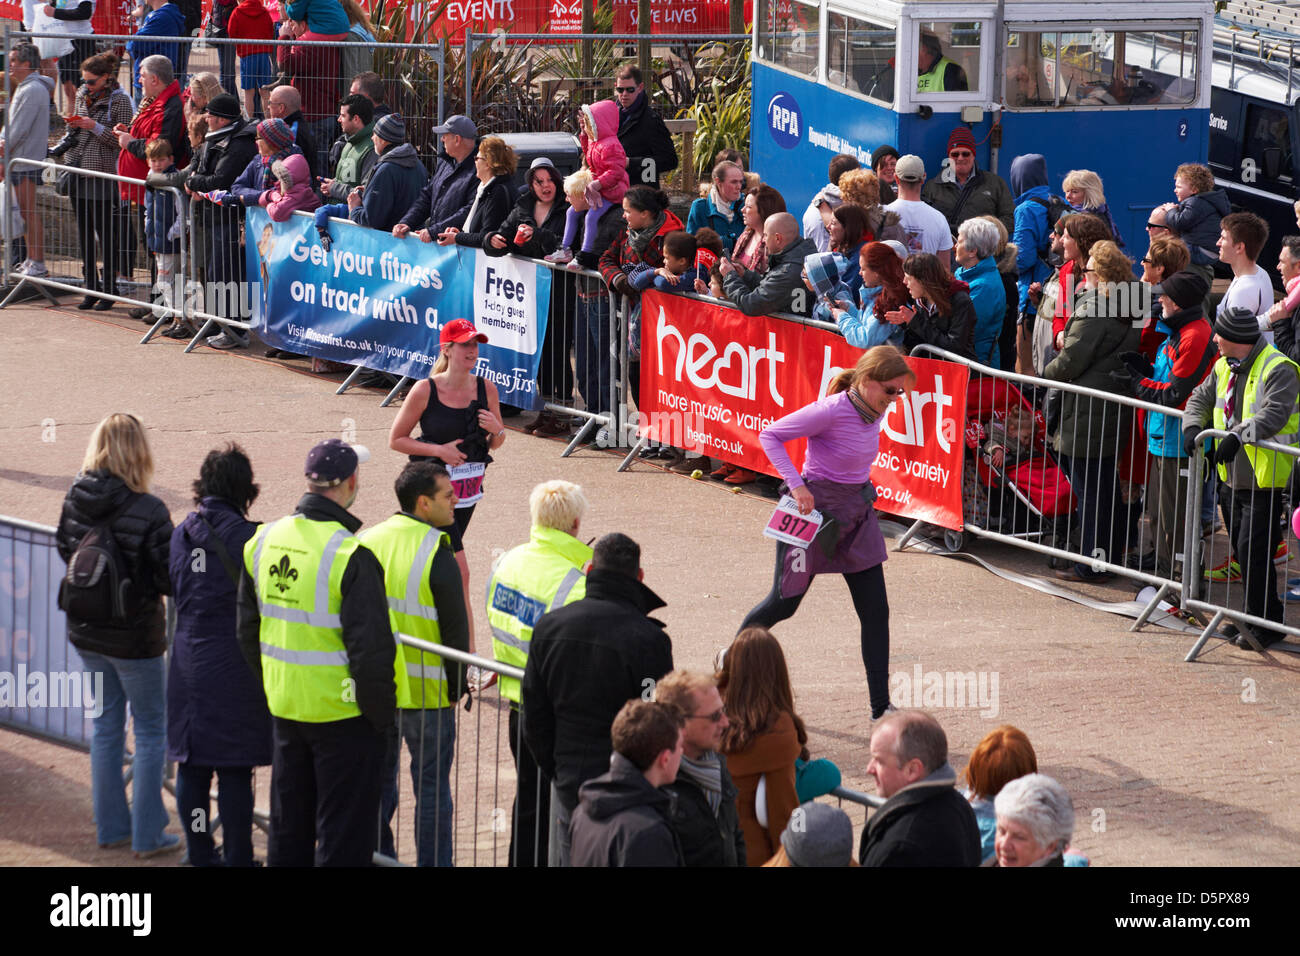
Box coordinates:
[166,444,271,866]
[56,413,178,858]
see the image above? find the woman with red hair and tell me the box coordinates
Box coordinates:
[832,241,911,349]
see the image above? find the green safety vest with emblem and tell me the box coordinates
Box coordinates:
[244,515,362,723]
[486,525,592,704]
[359,513,454,710]
[917,56,957,93]
[1212,345,1300,487]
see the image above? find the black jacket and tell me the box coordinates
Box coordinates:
[570,753,684,867]
[859,769,982,867]
[482,191,568,260]
[235,493,397,732]
[1271,303,1300,365]
[56,471,173,659]
[452,174,515,248]
[398,149,478,235]
[663,753,746,867]
[903,288,977,359]
[617,93,678,190]
[185,120,259,225]
[921,167,1016,237]
[521,568,674,812]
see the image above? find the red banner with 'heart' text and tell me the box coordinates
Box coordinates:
[637,291,968,530]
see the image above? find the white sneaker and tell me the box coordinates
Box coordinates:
[206,332,246,350]
[21,260,48,277]
[544,247,573,264]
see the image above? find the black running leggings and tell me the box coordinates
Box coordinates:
[741,542,891,718]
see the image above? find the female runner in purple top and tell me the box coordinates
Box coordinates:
[741,345,915,719]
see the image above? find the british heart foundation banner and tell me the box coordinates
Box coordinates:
[638,291,968,530]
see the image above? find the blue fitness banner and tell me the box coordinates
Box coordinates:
[246,208,553,409]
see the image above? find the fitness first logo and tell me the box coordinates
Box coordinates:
[767,92,803,150]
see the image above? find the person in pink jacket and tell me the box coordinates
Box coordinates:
[546,99,629,268]
[259,152,321,221]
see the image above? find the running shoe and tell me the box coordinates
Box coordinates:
[1203,556,1241,582]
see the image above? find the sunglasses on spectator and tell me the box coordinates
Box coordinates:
[690,708,726,722]
[949,149,974,158]
[615,86,637,94]
[1141,257,1154,265]
[883,386,906,396]
[1146,221,1167,229]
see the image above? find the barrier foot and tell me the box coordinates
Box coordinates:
[894,517,928,552]
[1185,609,1226,662]
[140,313,170,345]
[184,319,217,354]
[562,418,597,458]
[380,376,411,408]
[618,435,648,472]
[1130,582,1171,632]
[0,276,56,308]
[335,365,365,395]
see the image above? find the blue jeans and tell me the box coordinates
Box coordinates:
[380,708,456,867]
[77,650,170,852]
[574,294,612,415]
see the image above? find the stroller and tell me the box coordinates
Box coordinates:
[956,377,1076,551]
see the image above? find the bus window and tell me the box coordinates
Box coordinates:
[1244,103,1294,183]
[828,11,896,103]
[1004,26,1199,109]
[756,0,820,79]
[915,21,980,93]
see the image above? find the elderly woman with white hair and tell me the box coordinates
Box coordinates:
[994,773,1075,867]
[955,216,1008,367]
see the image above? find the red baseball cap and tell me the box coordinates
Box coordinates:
[439,319,489,345]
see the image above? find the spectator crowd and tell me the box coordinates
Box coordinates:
[30,24,1300,867]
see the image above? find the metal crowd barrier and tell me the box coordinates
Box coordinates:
[0,515,93,750]
[1,160,187,340]
[1181,429,1300,661]
[898,345,1191,632]
[376,633,537,867]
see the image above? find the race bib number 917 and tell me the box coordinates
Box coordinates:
[763,495,823,547]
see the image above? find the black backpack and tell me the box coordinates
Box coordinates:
[1030,195,1069,262]
[59,499,144,624]
[1031,194,1069,232]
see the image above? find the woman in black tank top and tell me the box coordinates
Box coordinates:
[390,320,506,655]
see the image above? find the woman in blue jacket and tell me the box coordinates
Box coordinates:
[686,159,746,251]
[955,217,1008,367]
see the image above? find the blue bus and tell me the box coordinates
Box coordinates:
[750,0,1214,248]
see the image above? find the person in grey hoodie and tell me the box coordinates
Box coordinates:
[1,44,55,276]
[569,700,685,868]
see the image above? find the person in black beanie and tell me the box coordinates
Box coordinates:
[872,144,901,205]
[1183,306,1300,649]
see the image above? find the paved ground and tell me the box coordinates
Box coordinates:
[2,296,1298,867]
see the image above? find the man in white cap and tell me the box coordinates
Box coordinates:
[236,438,397,866]
[884,154,954,270]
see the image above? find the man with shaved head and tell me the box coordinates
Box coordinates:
[719,210,816,316]
[266,83,321,182]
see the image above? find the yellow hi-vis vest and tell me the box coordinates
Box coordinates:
[244,515,362,722]
[1213,345,1300,487]
[359,514,453,710]
[916,56,957,92]
[486,525,592,704]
